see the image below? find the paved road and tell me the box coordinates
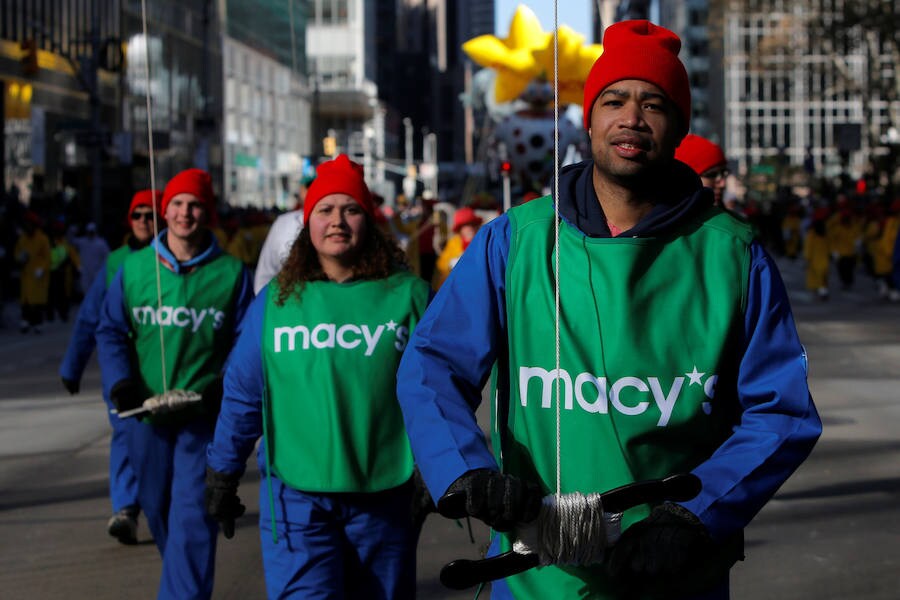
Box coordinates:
[0,256,899,598]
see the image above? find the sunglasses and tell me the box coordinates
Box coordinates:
[701,169,730,181]
[131,211,155,222]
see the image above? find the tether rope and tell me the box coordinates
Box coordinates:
[139,0,168,393]
[552,0,562,518]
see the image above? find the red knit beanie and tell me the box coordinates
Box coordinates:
[161,169,216,220]
[582,20,690,134]
[674,134,727,176]
[128,189,163,225]
[303,154,374,223]
[452,206,483,233]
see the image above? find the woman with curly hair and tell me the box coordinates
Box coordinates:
[205,154,432,598]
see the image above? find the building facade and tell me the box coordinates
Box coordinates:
[720,0,899,180]
[222,0,313,209]
[0,0,225,231]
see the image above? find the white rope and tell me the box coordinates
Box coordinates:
[139,0,168,393]
[552,0,562,504]
[512,493,622,566]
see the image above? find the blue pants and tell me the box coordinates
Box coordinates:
[128,418,218,600]
[259,475,417,599]
[104,396,139,513]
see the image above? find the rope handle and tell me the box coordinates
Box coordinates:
[116,389,202,418]
[438,474,701,590]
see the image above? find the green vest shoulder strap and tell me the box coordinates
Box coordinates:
[695,205,756,246]
[105,245,132,287]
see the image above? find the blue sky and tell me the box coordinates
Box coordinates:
[495,1,592,42]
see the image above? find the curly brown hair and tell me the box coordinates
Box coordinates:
[274,213,409,305]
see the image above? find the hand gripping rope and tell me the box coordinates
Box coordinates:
[117,390,204,418]
[437,474,701,590]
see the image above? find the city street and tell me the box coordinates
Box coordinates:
[0,256,899,599]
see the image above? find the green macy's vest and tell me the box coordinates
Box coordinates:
[122,246,243,424]
[497,197,754,598]
[262,271,430,493]
[105,245,131,287]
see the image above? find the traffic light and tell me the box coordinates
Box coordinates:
[500,160,512,176]
[20,39,38,76]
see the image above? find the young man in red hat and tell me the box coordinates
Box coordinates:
[397,20,820,599]
[96,169,253,599]
[60,189,163,544]
[675,133,730,206]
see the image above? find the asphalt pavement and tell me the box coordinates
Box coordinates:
[0,256,899,599]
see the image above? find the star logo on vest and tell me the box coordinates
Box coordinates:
[686,366,705,386]
[385,320,397,331]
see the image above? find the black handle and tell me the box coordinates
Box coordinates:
[438,473,701,590]
[440,552,539,590]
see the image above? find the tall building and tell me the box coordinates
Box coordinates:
[377,0,494,200]
[221,0,313,208]
[121,0,224,195]
[1,1,123,220]
[658,1,720,141]
[719,1,899,180]
[0,1,225,230]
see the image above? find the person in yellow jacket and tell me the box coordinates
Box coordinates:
[861,204,891,298]
[880,199,900,301]
[15,211,52,333]
[804,208,831,300]
[826,205,863,290]
[432,206,483,290]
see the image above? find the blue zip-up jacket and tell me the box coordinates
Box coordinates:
[96,229,254,399]
[59,238,143,385]
[206,287,267,475]
[396,159,821,544]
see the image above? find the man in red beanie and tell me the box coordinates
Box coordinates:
[676,133,730,205]
[59,189,163,544]
[96,169,253,599]
[397,19,820,600]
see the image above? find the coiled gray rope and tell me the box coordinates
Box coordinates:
[512,492,622,566]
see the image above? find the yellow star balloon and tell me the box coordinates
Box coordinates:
[462,5,550,103]
[533,25,603,106]
[462,4,603,107]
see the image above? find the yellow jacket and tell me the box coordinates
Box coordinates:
[826,217,862,257]
[432,234,465,290]
[15,230,51,305]
[865,221,892,276]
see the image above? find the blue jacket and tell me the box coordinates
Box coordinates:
[96,230,254,399]
[206,288,267,475]
[59,240,141,385]
[396,160,821,543]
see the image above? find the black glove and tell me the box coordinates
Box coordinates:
[442,469,543,532]
[61,377,80,395]
[607,502,715,590]
[201,375,224,417]
[109,379,143,413]
[204,467,246,539]
[410,467,436,530]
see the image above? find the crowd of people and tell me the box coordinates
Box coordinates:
[0,17,849,600]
